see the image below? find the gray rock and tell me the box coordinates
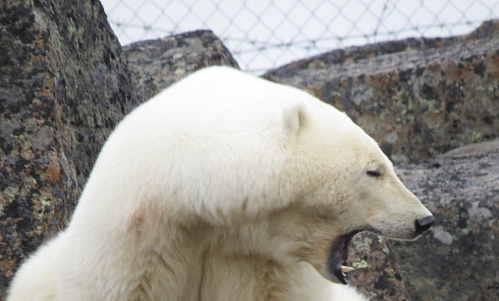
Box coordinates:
[345,140,499,301]
[392,139,499,301]
[263,20,499,163]
[0,0,140,297]
[0,2,237,300]
[124,30,240,102]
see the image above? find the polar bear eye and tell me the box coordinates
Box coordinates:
[366,169,381,178]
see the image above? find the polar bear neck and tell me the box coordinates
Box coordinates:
[68,187,327,300]
[123,216,332,301]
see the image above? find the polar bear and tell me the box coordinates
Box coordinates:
[8,66,434,301]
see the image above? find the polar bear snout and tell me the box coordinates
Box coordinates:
[415,215,435,235]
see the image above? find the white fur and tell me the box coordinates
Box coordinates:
[8,66,432,301]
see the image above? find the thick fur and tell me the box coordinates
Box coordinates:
[8,67,432,301]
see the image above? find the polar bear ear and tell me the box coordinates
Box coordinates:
[282,102,307,139]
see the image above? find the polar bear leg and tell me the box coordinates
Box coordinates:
[7,234,61,301]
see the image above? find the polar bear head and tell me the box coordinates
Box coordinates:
[91,66,434,287]
[279,98,435,284]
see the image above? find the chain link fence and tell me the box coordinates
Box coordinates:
[101,0,499,74]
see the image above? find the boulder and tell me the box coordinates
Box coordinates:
[0,2,237,299]
[124,30,240,101]
[393,139,499,301]
[0,0,140,297]
[263,20,499,163]
[349,139,499,300]
[351,140,499,301]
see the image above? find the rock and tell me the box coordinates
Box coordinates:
[124,30,240,102]
[263,20,499,163]
[0,3,240,299]
[348,233,412,300]
[392,139,499,301]
[346,140,499,301]
[0,0,141,297]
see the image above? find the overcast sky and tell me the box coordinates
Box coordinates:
[101,0,499,73]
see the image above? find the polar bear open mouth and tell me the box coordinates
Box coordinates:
[327,230,363,284]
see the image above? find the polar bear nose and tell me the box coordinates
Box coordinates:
[415,216,435,234]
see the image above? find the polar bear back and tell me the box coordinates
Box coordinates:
[87,67,355,225]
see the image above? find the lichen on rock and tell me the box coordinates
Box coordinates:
[264,20,499,163]
[0,0,140,297]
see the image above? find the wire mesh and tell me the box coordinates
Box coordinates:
[101,0,499,74]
